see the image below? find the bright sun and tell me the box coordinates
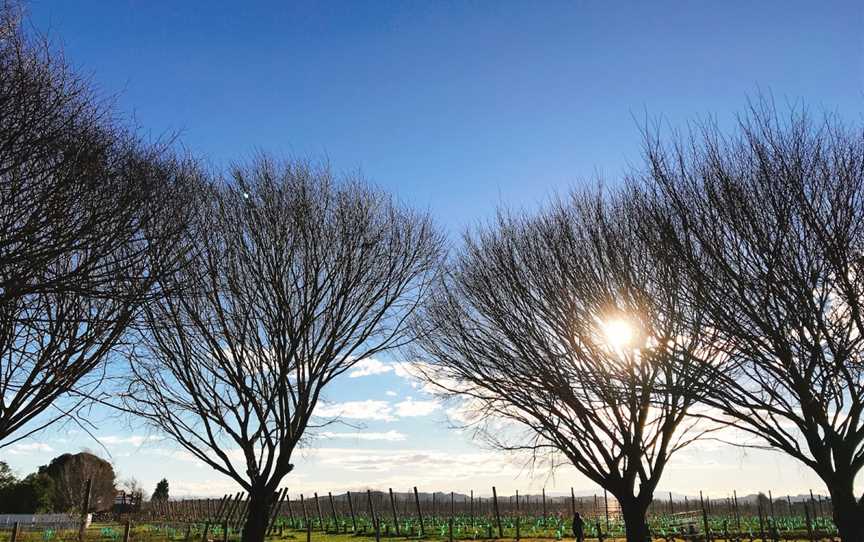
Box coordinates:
[602,318,635,350]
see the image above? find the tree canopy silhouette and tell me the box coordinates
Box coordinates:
[124,157,443,542]
[643,102,864,541]
[0,3,195,446]
[412,188,717,542]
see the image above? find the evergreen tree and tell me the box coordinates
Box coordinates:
[152,478,169,501]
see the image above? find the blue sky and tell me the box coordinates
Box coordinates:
[5,1,863,498]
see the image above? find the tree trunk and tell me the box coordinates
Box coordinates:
[619,498,651,542]
[829,480,864,542]
[241,488,272,542]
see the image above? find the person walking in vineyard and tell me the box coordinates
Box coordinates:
[572,512,585,542]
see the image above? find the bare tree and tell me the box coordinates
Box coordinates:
[643,102,864,541]
[411,189,716,542]
[0,4,195,445]
[120,477,148,505]
[124,157,443,542]
[0,3,170,301]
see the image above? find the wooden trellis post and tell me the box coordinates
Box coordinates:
[231,494,247,530]
[389,488,400,536]
[315,492,325,529]
[542,488,547,521]
[214,494,229,522]
[224,492,240,521]
[329,492,339,533]
[267,488,288,535]
[413,487,424,537]
[700,493,711,542]
[768,490,775,523]
[286,493,296,527]
[237,496,251,531]
[757,497,765,540]
[492,486,502,538]
[733,490,742,534]
[450,491,456,519]
[603,489,609,531]
[367,490,379,533]
[300,494,309,527]
[347,491,357,532]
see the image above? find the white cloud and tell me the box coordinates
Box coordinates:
[314,397,442,422]
[391,361,461,396]
[6,442,54,455]
[146,447,206,465]
[394,397,440,417]
[315,400,395,422]
[319,431,407,442]
[99,435,162,447]
[385,390,398,397]
[307,447,523,478]
[348,358,394,378]
[392,361,419,380]
[445,398,485,426]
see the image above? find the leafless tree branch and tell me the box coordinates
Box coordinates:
[123,156,443,542]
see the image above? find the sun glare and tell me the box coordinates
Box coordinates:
[602,318,634,350]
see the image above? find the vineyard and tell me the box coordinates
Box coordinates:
[0,488,840,542]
